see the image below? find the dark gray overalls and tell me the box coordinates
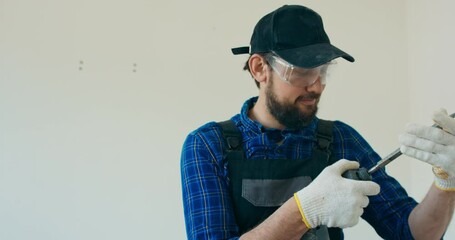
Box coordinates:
[219,119,343,240]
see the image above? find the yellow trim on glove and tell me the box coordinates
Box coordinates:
[432,166,449,180]
[294,193,312,229]
[434,182,455,192]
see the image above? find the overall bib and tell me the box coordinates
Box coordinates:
[219,120,342,240]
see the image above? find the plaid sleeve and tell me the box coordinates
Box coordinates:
[364,161,417,239]
[332,121,418,239]
[180,124,240,240]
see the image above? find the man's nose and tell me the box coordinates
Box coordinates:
[305,78,324,92]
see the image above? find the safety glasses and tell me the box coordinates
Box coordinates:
[265,53,336,88]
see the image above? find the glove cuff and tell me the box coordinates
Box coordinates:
[434,176,455,191]
[294,193,312,229]
[433,166,455,191]
[295,189,324,229]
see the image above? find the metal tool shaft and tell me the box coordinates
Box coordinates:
[368,148,402,173]
[367,112,455,174]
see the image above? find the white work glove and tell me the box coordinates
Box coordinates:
[294,160,380,229]
[399,108,455,191]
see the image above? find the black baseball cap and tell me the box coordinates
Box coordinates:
[231,5,355,68]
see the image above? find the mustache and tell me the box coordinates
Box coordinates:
[296,93,321,102]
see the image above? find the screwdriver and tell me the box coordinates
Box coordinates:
[342,112,455,181]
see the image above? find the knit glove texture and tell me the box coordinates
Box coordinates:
[399,108,455,190]
[295,160,380,228]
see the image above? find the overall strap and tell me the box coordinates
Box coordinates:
[315,119,334,162]
[218,119,334,161]
[218,120,245,161]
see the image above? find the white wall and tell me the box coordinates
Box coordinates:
[405,0,455,238]
[0,0,453,239]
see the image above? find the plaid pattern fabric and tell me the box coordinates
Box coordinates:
[181,97,417,240]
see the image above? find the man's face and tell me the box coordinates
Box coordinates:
[265,70,324,129]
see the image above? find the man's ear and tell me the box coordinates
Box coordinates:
[249,54,269,84]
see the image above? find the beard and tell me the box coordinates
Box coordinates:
[265,79,320,129]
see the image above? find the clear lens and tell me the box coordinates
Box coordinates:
[266,54,336,88]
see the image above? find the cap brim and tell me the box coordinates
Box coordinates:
[231,46,250,55]
[275,43,355,68]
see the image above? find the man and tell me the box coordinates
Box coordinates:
[181,5,455,239]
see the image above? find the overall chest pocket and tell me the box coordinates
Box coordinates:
[241,176,312,207]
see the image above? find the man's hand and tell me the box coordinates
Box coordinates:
[399,108,455,190]
[294,160,380,229]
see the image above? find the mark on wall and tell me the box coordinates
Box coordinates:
[76,61,140,73]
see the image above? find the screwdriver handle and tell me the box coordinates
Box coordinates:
[342,167,372,181]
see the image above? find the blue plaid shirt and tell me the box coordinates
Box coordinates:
[181,97,418,240]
